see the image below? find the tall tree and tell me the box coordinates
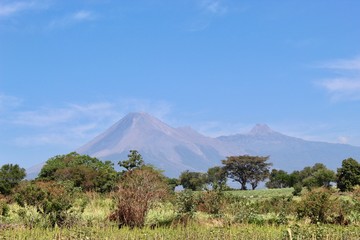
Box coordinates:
[118,150,144,172]
[179,170,207,191]
[222,155,272,190]
[0,164,26,195]
[266,169,290,189]
[207,166,227,190]
[337,158,360,192]
[302,163,336,189]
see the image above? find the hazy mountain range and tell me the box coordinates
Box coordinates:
[76,112,360,177]
[27,112,360,178]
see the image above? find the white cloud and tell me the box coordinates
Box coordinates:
[48,10,95,29]
[12,102,117,127]
[0,1,33,17]
[317,56,360,101]
[6,98,172,147]
[338,136,349,144]
[201,0,228,15]
[72,10,93,21]
[321,56,360,71]
[0,0,49,17]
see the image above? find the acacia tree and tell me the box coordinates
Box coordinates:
[222,155,272,190]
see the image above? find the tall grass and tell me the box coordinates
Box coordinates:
[1,224,359,240]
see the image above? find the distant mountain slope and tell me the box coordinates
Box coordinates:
[217,124,360,171]
[28,113,360,178]
[77,112,238,177]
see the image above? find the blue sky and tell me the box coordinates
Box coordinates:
[1,0,360,168]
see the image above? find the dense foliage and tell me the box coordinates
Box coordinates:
[37,152,118,193]
[179,170,207,191]
[222,155,272,190]
[337,158,360,192]
[0,164,26,195]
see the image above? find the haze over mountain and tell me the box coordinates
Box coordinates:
[77,112,238,177]
[74,112,360,177]
[217,124,360,171]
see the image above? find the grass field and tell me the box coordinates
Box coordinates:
[1,188,359,239]
[225,188,294,199]
[1,224,360,240]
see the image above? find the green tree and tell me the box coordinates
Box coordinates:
[337,158,360,192]
[0,164,26,195]
[37,152,118,193]
[302,163,336,189]
[266,169,290,189]
[179,170,207,191]
[222,155,272,190]
[118,150,144,172]
[207,166,227,190]
[285,163,336,190]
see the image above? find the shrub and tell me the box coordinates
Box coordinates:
[0,198,9,217]
[175,189,197,216]
[110,167,169,228]
[292,183,303,196]
[196,190,224,215]
[14,180,81,228]
[296,188,338,224]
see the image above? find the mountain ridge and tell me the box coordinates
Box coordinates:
[27,112,360,178]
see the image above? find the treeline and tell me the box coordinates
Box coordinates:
[0,151,360,228]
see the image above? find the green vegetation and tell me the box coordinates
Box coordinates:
[37,152,118,193]
[1,152,360,239]
[337,158,360,192]
[222,155,272,190]
[0,164,26,195]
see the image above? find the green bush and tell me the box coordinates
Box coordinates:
[13,181,82,228]
[0,198,9,217]
[296,188,338,224]
[175,189,197,216]
[196,190,223,215]
[292,183,303,196]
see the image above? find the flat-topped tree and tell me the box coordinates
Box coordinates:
[222,155,272,190]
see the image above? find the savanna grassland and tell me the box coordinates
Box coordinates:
[1,188,360,240]
[1,153,360,239]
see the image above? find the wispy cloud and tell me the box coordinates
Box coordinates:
[201,0,228,15]
[321,56,360,71]
[12,102,118,127]
[0,0,49,17]
[0,93,22,112]
[4,98,172,147]
[0,1,34,17]
[317,56,360,101]
[48,10,95,29]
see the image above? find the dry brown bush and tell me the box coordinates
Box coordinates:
[110,167,169,228]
